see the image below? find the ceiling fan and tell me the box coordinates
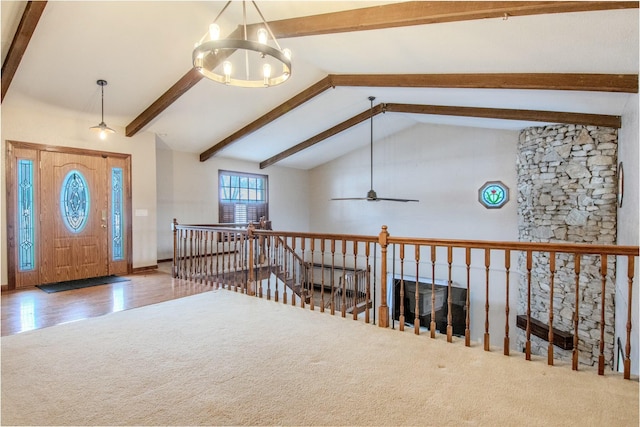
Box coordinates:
[331,96,419,203]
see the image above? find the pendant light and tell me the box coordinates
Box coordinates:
[90,79,115,140]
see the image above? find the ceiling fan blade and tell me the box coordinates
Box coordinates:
[330,197,368,201]
[374,197,419,202]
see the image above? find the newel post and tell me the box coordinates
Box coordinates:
[378,225,390,328]
[247,222,256,296]
[172,218,178,278]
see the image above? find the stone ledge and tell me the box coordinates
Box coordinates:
[516,314,574,350]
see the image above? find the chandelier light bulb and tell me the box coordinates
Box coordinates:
[100,129,107,140]
[263,63,271,86]
[283,48,291,60]
[209,23,220,41]
[223,61,232,84]
[257,27,268,44]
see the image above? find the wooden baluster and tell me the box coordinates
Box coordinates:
[291,237,297,307]
[548,251,556,365]
[274,237,280,302]
[341,239,347,317]
[200,230,205,284]
[353,241,359,320]
[180,229,186,280]
[283,237,289,305]
[465,247,471,347]
[192,230,197,281]
[195,230,201,284]
[176,228,182,279]
[320,239,326,313]
[204,230,209,284]
[240,234,244,289]
[341,273,347,318]
[211,231,218,288]
[572,254,581,370]
[526,250,532,360]
[234,232,239,289]
[447,246,453,343]
[246,231,252,296]
[414,245,420,335]
[266,236,272,300]
[624,256,635,379]
[172,219,178,278]
[215,232,221,289]
[188,229,194,280]
[484,248,491,352]
[365,243,371,324]
[228,232,234,290]
[504,249,511,356]
[233,233,239,292]
[258,234,264,298]
[399,243,405,332]
[598,254,607,375]
[331,239,336,315]
[430,245,436,338]
[309,238,315,311]
[300,238,306,309]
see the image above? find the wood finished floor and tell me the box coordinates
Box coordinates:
[1,264,212,337]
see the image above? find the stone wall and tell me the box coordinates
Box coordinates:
[516,124,617,368]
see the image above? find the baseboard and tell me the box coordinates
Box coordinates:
[132,265,158,274]
[157,258,172,264]
[1,284,9,292]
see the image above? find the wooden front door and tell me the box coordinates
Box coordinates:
[5,141,131,289]
[40,152,109,283]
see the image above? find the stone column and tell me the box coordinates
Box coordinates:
[516,124,617,368]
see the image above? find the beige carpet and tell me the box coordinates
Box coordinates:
[1,289,638,426]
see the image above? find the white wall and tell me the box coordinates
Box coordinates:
[155,145,310,260]
[616,94,639,375]
[1,104,158,285]
[308,123,520,347]
[309,123,519,240]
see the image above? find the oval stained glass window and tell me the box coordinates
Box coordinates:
[60,170,90,233]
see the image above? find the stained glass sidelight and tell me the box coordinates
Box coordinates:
[111,167,124,260]
[17,159,35,271]
[60,170,90,233]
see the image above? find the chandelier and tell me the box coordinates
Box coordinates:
[193,1,292,88]
[89,79,115,140]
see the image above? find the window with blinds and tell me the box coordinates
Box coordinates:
[218,170,268,224]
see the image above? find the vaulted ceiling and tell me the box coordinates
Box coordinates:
[2,1,638,169]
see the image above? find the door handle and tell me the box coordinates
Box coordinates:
[101,224,107,228]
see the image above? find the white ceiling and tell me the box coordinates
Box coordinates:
[2,1,638,170]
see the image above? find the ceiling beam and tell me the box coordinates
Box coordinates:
[1,1,47,102]
[259,104,385,169]
[264,1,639,38]
[259,103,622,168]
[199,76,334,162]
[202,72,636,162]
[127,1,637,137]
[331,73,639,93]
[384,103,622,128]
[125,68,203,137]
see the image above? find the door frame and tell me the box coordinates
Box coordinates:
[5,140,133,289]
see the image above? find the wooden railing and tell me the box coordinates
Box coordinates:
[172,220,639,380]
